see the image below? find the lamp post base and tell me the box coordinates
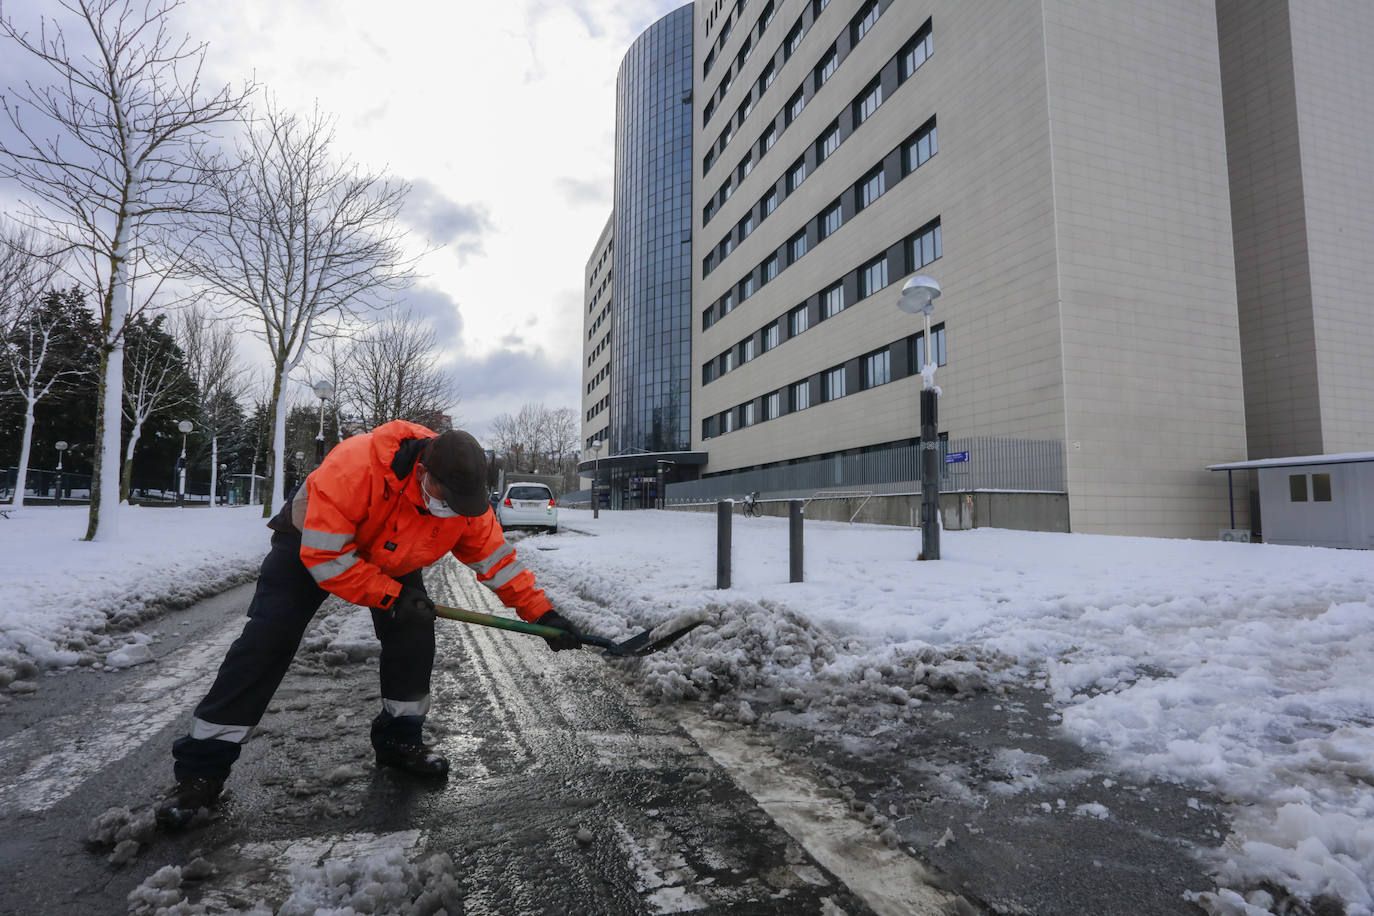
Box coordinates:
[920,387,940,561]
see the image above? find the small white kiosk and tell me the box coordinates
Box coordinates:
[1208,452,1374,549]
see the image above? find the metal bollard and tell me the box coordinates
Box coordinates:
[789,499,803,582]
[717,499,732,589]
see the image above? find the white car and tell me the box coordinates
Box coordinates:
[497,482,558,533]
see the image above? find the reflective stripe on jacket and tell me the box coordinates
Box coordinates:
[283,419,552,621]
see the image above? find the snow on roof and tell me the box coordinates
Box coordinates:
[1207,451,1374,471]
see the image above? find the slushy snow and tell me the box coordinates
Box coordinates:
[3,502,1373,915]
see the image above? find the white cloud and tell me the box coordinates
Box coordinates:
[2,0,687,436]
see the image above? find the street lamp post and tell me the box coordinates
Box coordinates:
[294,451,305,491]
[219,463,228,505]
[897,275,943,560]
[312,380,334,465]
[55,440,68,505]
[176,420,193,507]
[656,459,675,510]
[590,440,604,519]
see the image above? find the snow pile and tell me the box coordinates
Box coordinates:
[520,509,1374,915]
[276,847,462,915]
[0,506,265,684]
[6,504,1374,913]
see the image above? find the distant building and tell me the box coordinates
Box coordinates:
[581,0,1374,538]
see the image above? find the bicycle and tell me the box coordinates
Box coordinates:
[741,491,762,517]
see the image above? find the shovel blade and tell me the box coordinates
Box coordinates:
[602,617,705,658]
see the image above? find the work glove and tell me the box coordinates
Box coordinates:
[386,585,436,626]
[535,609,582,652]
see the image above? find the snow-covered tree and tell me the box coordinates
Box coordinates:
[0,0,249,539]
[180,99,415,516]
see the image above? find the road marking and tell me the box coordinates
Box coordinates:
[675,711,960,916]
[0,620,243,814]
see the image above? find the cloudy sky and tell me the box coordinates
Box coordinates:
[0,0,685,438]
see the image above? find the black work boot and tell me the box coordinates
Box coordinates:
[374,736,450,777]
[371,710,449,777]
[155,776,224,829]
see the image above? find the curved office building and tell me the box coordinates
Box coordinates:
[610,4,694,461]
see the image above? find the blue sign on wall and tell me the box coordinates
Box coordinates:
[945,451,970,464]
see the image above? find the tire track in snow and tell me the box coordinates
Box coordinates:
[0,614,242,815]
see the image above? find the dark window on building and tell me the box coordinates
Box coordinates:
[907,220,942,270]
[788,230,808,263]
[786,88,805,124]
[851,0,879,44]
[1313,473,1332,502]
[821,281,845,318]
[790,378,811,411]
[853,78,883,126]
[859,254,888,298]
[786,157,808,192]
[824,365,846,401]
[903,121,938,173]
[1289,474,1308,502]
[763,320,780,351]
[817,122,840,161]
[814,47,838,90]
[862,348,891,389]
[765,390,782,419]
[900,24,933,79]
[858,165,886,209]
[763,253,780,281]
[762,187,779,215]
[788,302,810,336]
[908,323,947,372]
[785,20,804,58]
[820,200,842,239]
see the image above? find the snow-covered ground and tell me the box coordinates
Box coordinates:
[2,503,1372,915]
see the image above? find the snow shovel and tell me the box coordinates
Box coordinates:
[433,604,706,658]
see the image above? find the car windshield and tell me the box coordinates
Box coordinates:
[508,486,551,500]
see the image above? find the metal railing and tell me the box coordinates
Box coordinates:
[665,436,1064,505]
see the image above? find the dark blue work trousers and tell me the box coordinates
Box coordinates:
[171,530,435,782]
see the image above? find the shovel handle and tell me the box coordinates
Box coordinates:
[433,604,615,650]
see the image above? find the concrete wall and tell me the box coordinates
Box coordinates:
[1217,1,1374,458]
[1044,0,1248,538]
[1285,2,1374,454]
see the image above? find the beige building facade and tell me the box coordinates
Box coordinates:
[691,0,1247,537]
[581,214,614,488]
[585,0,1372,538]
[1217,0,1374,460]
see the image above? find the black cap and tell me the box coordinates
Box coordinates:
[420,430,490,517]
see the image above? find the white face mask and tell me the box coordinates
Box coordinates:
[420,468,459,517]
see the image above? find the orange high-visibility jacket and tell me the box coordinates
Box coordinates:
[281,420,552,621]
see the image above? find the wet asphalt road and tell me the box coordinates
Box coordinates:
[0,547,1233,916]
[0,568,877,915]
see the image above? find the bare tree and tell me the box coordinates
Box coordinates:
[181,99,417,515]
[175,303,243,505]
[488,403,579,474]
[337,311,457,430]
[3,264,94,508]
[0,219,60,338]
[0,0,250,540]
